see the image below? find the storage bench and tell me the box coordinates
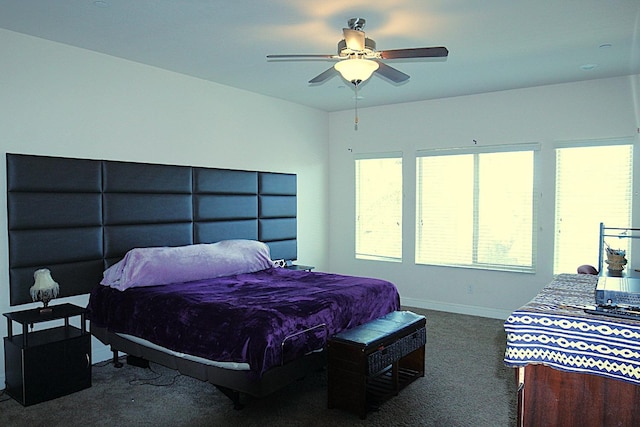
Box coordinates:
[327,310,426,419]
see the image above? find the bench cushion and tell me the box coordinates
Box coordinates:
[332,310,425,346]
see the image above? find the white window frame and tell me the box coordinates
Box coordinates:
[355,152,403,262]
[553,139,634,274]
[415,143,539,273]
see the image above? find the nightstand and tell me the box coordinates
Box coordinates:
[3,303,91,406]
[285,264,315,272]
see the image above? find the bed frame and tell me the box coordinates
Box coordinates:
[6,153,313,407]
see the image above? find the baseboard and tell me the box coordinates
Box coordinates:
[401,297,512,320]
[92,339,118,364]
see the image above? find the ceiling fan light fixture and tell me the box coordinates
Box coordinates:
[334,58,379,84]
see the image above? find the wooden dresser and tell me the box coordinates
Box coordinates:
[505,274,640,426]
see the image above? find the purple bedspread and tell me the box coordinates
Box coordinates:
[87,268,400,377]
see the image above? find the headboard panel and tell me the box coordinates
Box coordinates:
[7,155,105,305]
[194,220,258,243]
[102,160,194,266]
[103,223,195,267]
[103,160,193,193]
[258,172,297,262]
[6,153,297,306]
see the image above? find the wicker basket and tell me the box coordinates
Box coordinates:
[606,252,627,271]
[367,326,426,375]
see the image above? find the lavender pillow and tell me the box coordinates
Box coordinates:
[101,240,274,291]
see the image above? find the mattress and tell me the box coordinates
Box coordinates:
[87,267,400,377]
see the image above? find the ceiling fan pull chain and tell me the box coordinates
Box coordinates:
[354,81,359,131]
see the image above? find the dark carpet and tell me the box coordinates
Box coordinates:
[0,308,516,426]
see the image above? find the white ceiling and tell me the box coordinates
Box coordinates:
[1,0,639,112]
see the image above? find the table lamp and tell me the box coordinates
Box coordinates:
[29,268,59,313]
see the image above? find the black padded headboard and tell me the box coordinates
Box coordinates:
[6,153,297,306]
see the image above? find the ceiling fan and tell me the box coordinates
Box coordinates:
[267,18,449,86]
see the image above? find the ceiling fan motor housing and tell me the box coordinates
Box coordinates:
[337,38,377,57]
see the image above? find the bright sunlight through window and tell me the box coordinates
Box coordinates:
[553,142,633,274]
[355,156,402,262]
[416,146,536,272]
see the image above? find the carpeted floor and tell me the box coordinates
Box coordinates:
[0,308,516,426]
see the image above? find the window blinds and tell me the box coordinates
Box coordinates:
[553,142,633,274]
[416,145,537,272]
[355,155,403,261]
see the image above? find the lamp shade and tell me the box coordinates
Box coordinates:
[30,268,59,310]
[334,58,379,83]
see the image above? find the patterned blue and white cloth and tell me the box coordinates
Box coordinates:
[504,274,640,385]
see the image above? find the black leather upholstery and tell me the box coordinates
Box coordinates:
[6,153,297,306]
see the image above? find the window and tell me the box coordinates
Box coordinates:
[416,144,537,272]
[355,154,402,262]
[553,142,633,274]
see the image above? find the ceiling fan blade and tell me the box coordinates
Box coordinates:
[267,54,336,59]
[375,61,410,83]
[379,46,449,60]
[309,67,337,84]
[343,28,365,51]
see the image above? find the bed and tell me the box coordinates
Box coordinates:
[87,241,400,405]
[6,153,401,407]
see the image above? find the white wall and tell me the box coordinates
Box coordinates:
[328,75,640,319]
[1,27,639,388]
[0,29,330,382]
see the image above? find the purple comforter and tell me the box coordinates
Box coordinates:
[87,268,400,377]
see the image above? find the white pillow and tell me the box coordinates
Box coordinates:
[101,240,274,291]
